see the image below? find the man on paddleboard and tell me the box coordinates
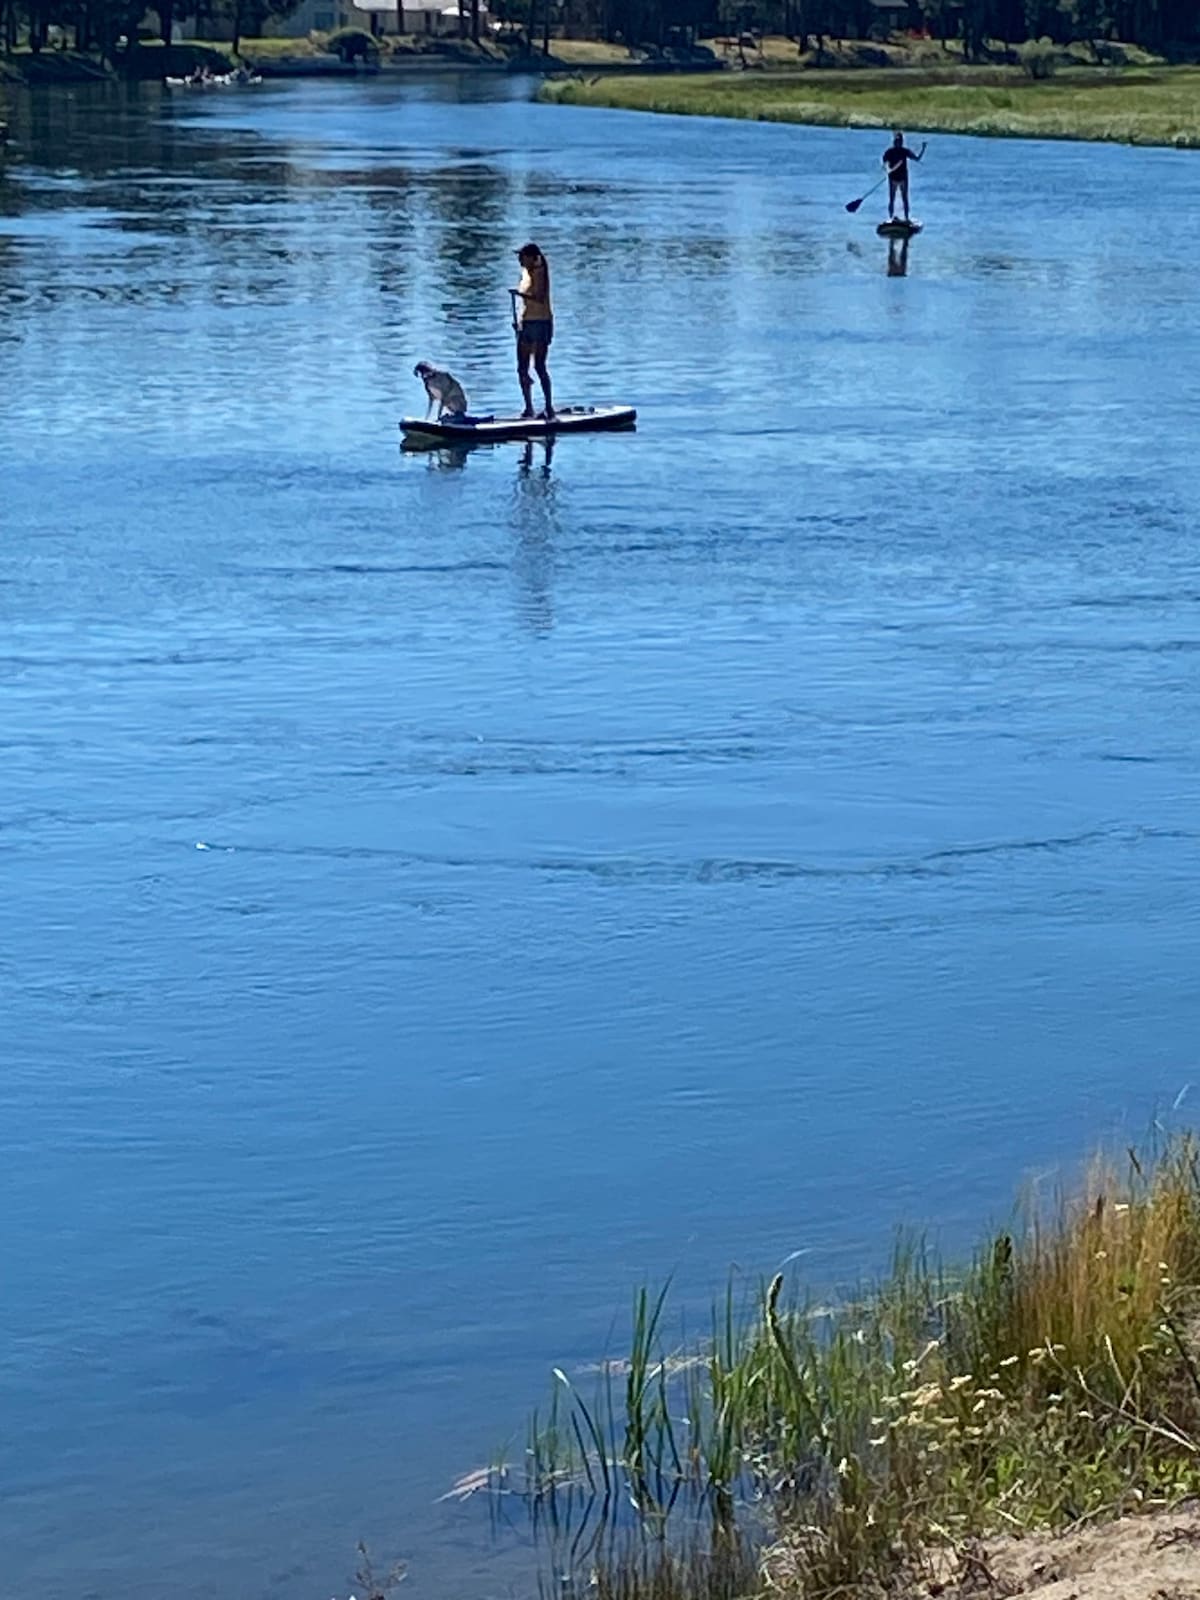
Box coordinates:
[882,130,926,223]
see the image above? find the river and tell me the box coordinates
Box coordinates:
[2,71,1199,1600]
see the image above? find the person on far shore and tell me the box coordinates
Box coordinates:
[512,242,554,421]
[883,130,926,223]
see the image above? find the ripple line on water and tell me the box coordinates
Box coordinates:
[185,823,1198,886]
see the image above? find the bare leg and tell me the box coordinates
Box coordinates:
[516,342,534,418]
[888,179,896,220]
[900,178,910,222]
[534,352,554,418]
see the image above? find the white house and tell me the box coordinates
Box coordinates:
[265,0,488,36]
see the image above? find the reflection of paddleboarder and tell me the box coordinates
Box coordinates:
[887,235,910,277]
[882,130,925,223]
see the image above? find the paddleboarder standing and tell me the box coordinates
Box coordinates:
[512,242,555,421]
[882,131,926,223]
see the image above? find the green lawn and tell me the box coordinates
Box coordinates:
[541,65,1200,147]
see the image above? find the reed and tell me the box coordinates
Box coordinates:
[504,1136,1200,1599]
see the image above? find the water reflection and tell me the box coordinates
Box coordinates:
[886,235,910,277]
[399,434,474,468]
[510,436,556,635]
[396,433,557,629]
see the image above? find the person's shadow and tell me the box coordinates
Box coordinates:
[886,236,911,277]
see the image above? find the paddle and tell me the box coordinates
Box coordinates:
[845,172,886,214]
[509,287,520,333]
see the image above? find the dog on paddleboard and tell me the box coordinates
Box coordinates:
[414,361,469,421]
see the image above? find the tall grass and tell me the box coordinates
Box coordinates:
[500,1137,1200,1599]
[541,66,1200,147]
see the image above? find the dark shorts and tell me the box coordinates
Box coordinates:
[518,319,553,353]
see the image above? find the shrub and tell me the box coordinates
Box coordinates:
[124,43,233,78]
[1018,37,1059,78]
[327,27,379,62]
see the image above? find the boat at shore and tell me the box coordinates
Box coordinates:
[164,70,262,87]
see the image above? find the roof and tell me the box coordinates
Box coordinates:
[359,0,488,10]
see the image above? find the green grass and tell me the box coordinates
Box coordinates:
[184,35,320,58]
[541,65,1200,147]
[548,39,640,65]
[496,1136,1200,1599]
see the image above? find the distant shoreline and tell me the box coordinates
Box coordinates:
[0,37,715,87]
[538,62,1200,148]
[8,33,1200,146]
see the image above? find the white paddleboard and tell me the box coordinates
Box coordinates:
[400,404,636,444]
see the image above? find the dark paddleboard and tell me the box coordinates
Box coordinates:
[876,220,922,238]
[400,403,636,444]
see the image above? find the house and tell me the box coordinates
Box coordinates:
[865,0,917,37]
[263,0,488,36]
[261,0,377,36]
[863,0,964,39]
[369,0,493,36]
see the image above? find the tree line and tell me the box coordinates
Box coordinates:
[3,0,1198,62]
[546,0,1200,51]
[2,0,297,57]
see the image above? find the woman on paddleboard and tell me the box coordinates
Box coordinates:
[512,242,554,421]
[883,130,925,224]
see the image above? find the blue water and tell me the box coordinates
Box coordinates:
[2,72,1200,1599]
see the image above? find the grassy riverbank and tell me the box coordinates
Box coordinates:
[541,65,1200,147]
[496,1136,1200,1600]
